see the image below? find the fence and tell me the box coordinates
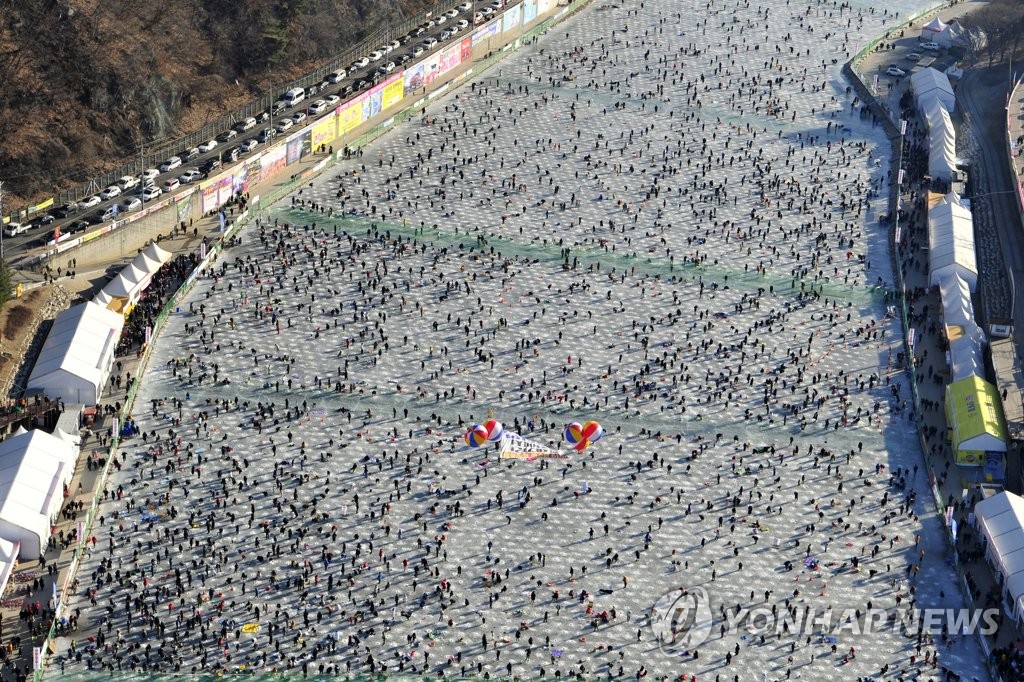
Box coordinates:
[30,1,593,679]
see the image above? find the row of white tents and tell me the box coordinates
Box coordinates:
[0,241,173,597]
[974,492,1024,625]
[27,242,171,404]
[912,68,957,183]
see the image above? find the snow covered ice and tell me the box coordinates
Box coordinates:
[55,0,989,679]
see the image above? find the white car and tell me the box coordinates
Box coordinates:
[275,118,294,133]
[163,178,180,192]
[159,156,182,172]
[179,169,203,184]
[388,40,400,52]
[377,62,396,75]
[236,117,258,131]
[457,19,469,29]
[446,9,459,18]
[140,168,160,183]
[117,175,139,191]
[120,197,142,212]
[351,56,370,69]
[423,38,438,49]
[328,69,347,83]
[140,186,162,201]
[3,222,28,237]
[325,95,340,107]
[886,65,906,77]
[239,139,259,153]
[198,139,218,153]
[369,50,384,61]
[308,99,328,115]
[79,195,102,209]
[905,52,922,62]
[458,1,471,10]
[99,185,121,200]
[481,7,495,17]
[436,14,447,24]
[291,111,307,124]
[920,41,940,51]
[413,45,425,57]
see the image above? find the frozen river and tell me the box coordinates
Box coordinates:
[55,0,988,680]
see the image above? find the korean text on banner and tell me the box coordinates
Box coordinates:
[382,73,404,109]
[472,19,500,47]
[404,63,426,96]
[311,112,338,149]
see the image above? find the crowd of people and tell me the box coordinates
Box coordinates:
[39,0,991,680]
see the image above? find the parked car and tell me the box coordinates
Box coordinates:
[120,197,142,212]
[217,129,238,143]
[140,186,162,201]
[99,185,121,200]
[179,169,203,184]
[118,175,139,191]
[239,139,259,153]
[2,222,28,237]
[272,100,288,115]
[325,95,340,107]
[275,118,294,133]
[198,139,218,153]
[446,8,459,18]
[159,156,182,172]
[308,99,328,115]
[919,41,940,51]
[423,37,438,49]
[79,195,102,209]
[140,168,160,183]
[413,45,425,57]
[29,214,55,228]
[441,29,455,41]
[199,159,221,176]
[91,205,118,224]
[236,117,258,131]
[351,56,370,69]
[66,220,90,234]
[258,128,278,143]
[886,65,906,77]
[291,111,307,125]
[185,147,201,160]
[458,1,471,10]
[163,178,181,192]
[905,52,922,62]
[376,62,396,76]
[224,147,241,163]
[328,69,347,83]
[369,50,384,61]
[55,203,79,218]
[457,19,469,29]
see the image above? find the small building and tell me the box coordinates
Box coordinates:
[973,491,1024,624]
[946,375,1008,480]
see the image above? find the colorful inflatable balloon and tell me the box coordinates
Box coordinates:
[581,421,604,443]
[573,439,591,452]
[563,422,584,446]
[464,424,488,448]
[482,419,504,442]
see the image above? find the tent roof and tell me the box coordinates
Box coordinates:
[928,193,977,287]
[93,290,112,306]
[0,429,76,542]
[976,493,1024,589]
[142,242,172,265]
[130,251,163,275]
[27,302,124,395]
[922,16,947,33]
[947,376,1009,452]
[912,68,954,97]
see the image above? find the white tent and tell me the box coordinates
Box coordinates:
[143,241,173,266]
[130,250,163,276]
[0,537,19,602]
[939,273,985,381]
[975,492,1024,623]
[924,102,957,182]
[928,193,977,292]
[27,301,124,404]
[920,16,947,41]
[102,263,150,303]
[0,429,77,558]
[93,290,113,307]
[912,67,956,114]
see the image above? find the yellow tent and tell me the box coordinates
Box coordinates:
[945,375,1008,466]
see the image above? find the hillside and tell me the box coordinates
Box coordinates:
[0,0,429,208]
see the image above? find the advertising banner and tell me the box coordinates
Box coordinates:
[523,0,538,24]
[286,129,311,165]
[363,82,384,121]
[311,111,338,150]
[472,19,500,47]
[460,35,472,63]
[216,175,234,207]
[201,180,220,214]
[259,145,287,184]
[439,42,463,74]
[423,52,443,86]
[404,63,426,96]
[382,73,404,109]
[503,4,522,32]
[339,95,365,135]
